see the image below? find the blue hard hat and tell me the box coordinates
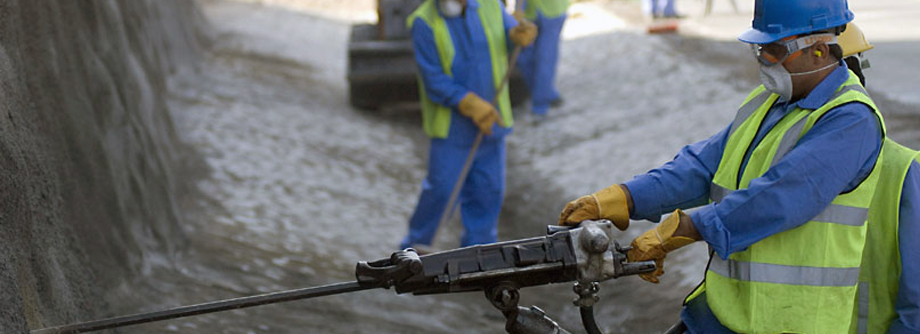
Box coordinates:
[739,0,854,45]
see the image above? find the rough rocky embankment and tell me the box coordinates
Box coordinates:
[0,1,207,332]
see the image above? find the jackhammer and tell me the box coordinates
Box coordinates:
[32,220,655,334]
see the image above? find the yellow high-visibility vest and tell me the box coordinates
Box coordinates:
[407,0,513,138]
[850,139,920,334]
[688,71,885,334]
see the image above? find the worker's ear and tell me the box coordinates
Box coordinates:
[812,43,830,62]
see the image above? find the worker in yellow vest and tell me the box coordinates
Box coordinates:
[557,0,891,332]
[399,0,536,250]
[516,0,569,119]
[856,130,920,334]
[837,23,920,334]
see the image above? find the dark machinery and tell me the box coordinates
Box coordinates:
[347,0,530,111]
[32,220,655,334]
[357,220,656,333]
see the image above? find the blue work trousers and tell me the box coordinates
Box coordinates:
[517,13,565,115]
[400,135,506,249]
[650,0,678,17]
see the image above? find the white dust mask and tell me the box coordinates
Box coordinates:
[760,61,837,101]
[759,63,794,101]
[439,0,463,18]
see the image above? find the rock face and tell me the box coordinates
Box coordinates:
[0,0,207,331]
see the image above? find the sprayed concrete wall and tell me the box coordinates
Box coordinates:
[0,0,208,331]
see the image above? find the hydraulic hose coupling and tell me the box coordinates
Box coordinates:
[573,281,600,307]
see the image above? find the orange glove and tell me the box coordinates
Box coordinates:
[558,184,631,230]
[627,209,696,283]
[509,16,537,47]
[458,92,502,135]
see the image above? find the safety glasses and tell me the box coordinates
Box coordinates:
[751,33,838,66]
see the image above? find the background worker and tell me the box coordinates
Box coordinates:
[839,22,872,86]
[858,127,920,334]
[400,0,536,250]
[647,0,683,19]
[558,0,887,333]
[837,23,920,334]
[516,0,568,118]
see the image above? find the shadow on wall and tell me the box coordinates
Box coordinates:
[0,0,210,331]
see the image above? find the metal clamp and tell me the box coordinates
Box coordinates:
[355,249,423,289]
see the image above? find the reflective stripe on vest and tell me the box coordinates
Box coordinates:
[407,0,513,138]
[710,257,860,287]
[703,70,884,334]
[727,90,772,139]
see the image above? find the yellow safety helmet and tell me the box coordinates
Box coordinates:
[838,23,874,57]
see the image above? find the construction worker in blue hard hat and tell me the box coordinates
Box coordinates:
[400,0,537,250]
[557,0,890,332]
[516,0,568,119]
[837,23,920,334]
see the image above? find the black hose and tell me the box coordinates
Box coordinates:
[580,306,688,334]
[663,321,688,334]
[579,306,604,334]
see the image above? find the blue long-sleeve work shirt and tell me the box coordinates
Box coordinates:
[892,162,920,333]
[624,63,920,333]
[410,0,517,143]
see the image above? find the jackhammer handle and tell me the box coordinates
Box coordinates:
[620,261,657,277]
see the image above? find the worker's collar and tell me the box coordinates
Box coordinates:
[792,60,851,110]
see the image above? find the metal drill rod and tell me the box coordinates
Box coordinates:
[31,281,371,334]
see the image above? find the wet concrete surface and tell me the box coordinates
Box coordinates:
[110,0,920,333]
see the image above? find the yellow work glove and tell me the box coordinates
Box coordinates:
[458,92,502,135]
[627,209,696,284]
[558,184,631,230]
[509,15,537,47]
